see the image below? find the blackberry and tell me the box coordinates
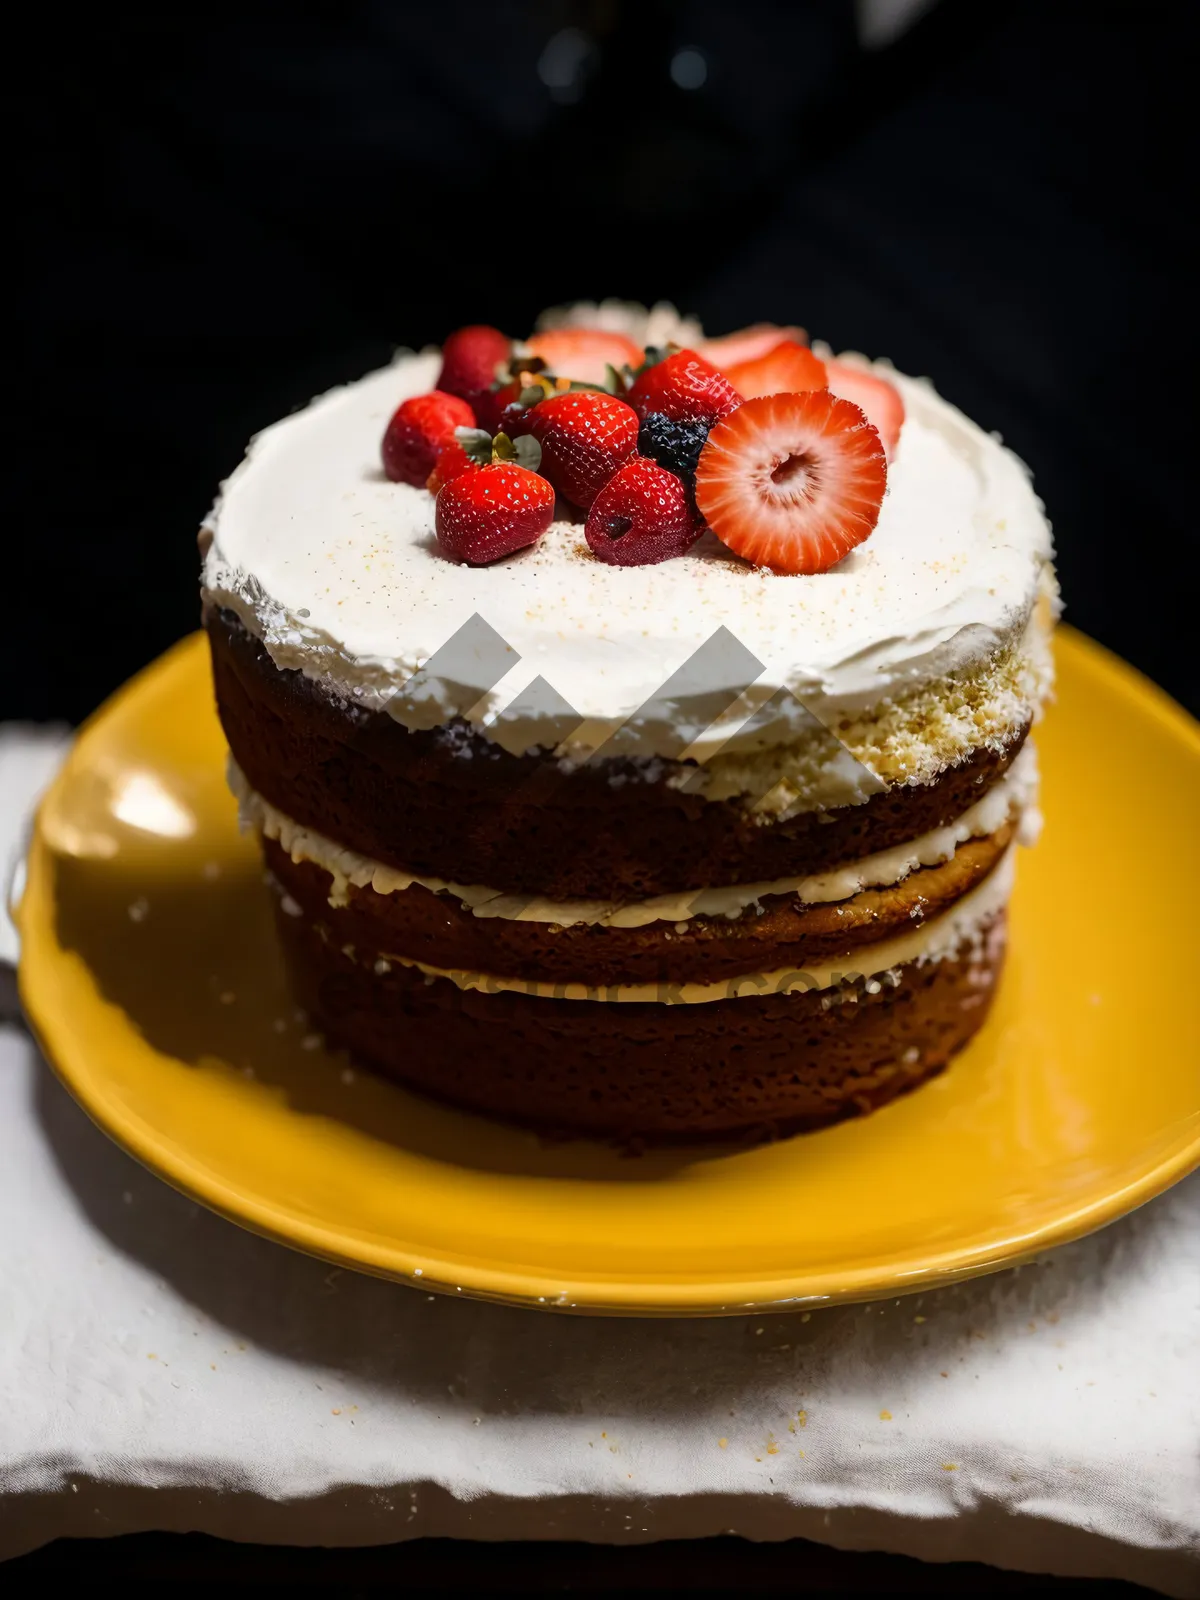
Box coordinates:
[636,412,711,502]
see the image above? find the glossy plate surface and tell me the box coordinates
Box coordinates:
[17,629,1200,1314]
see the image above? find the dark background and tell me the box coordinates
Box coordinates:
[13,0,1197,722]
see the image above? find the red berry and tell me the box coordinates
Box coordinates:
[824,359,905,459]
[724,340,827,401]
[524,328,643,386]
[435,463,555,565]
[426,438,478,494]
[626,349,741,424]
[698,323,807,373]
[437,325,513,420]
[486,372,554,439]
[694,391,886,575]
[381,390,475,485]
[470,375,519,435]
[585,458,700,566]
[527,390,639,509]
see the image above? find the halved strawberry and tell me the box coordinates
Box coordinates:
[699,323,807,373]
[694,391,886,575]
[523,328,643,386]
[723,340,827,401]
[824,359,905,459]
[626,349,741,423]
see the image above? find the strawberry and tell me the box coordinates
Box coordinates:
[824,358,905,458]
[585,458,700,566]
[523,328,644,386]
[470,385,510,436]
[381,390,475,485]
[426,438,478,494]
[694,391,886,575]
[486,371,557,439]
[526,390,639,509]
[437,325,513,421]
[699,323,807,373]
[626,349,741,424]
[435,463,555,565]
[723,340,827,401]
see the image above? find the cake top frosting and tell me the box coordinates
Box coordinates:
[202,320,1053,761]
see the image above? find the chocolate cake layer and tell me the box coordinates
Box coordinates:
[274,890,1006,1141]
[263,826,1013,987]
[210,608,1029,899]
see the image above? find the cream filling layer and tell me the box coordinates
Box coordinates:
[232,742,1036,927]
[355,845,1016,1005]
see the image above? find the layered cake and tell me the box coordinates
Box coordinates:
[201,303,1057,1141]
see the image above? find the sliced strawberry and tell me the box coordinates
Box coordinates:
[437,325,513,421]
[527,390,639,508]
[626,349,741,424]
[723,341,827,401]
[699,323,807,373]
[585,458,700,566]
[435,463,555,565]
[694,391,886,575]
[524,328,643,387]
[381,390,475,485]
[824,359,905,459]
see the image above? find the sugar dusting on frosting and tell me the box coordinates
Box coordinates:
[201,326,1054,766]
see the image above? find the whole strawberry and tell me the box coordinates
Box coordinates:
[382,391,475,485]
[437,325,513,422]
[527,390,639,509]
[435,463,555,565]
[426,437,478,494]
[478,372,548,437]
[585,458,700,566]
[626,349,741,425]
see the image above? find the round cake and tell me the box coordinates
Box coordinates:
[201,305,1057,1141]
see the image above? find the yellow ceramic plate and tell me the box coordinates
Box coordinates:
[17,629,1200,1315]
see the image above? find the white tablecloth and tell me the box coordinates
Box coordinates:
[1,728,1197,1593]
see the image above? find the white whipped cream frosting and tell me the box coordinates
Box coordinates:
[202,337,1054,762]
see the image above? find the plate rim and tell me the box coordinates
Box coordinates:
[17,626,1200,1316]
